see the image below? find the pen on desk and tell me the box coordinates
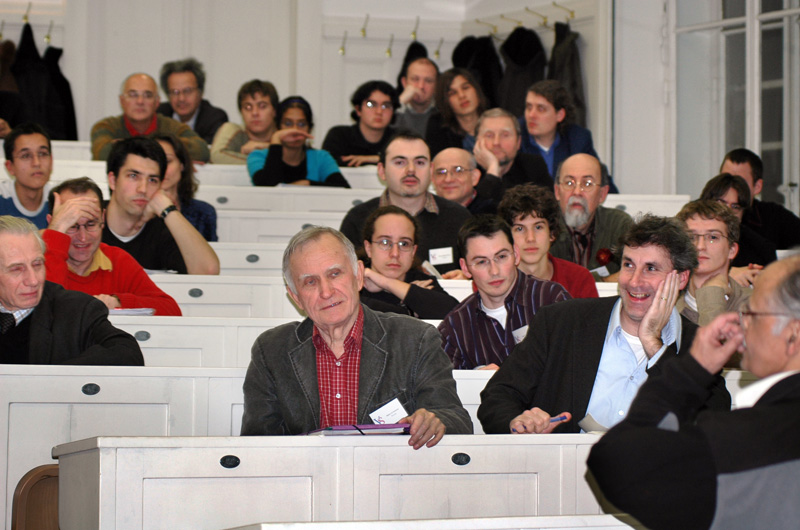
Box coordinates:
[550,415,568,423]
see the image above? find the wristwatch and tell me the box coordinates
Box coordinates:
[160,205,178,219]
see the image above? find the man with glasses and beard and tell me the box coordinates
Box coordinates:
[549,154,632,281]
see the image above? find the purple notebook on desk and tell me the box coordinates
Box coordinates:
[304,424,411,436]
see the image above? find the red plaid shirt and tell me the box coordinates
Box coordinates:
[313,308,364,429]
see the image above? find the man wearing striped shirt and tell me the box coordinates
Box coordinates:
[438,215,571,370]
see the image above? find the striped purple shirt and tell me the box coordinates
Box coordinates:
[438,272,571,369]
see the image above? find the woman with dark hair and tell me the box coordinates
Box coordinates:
[425,68,488,157]
[247,96,349,187]
[155,135,217,241]
[322,80,398,166]
[360,205,458,319]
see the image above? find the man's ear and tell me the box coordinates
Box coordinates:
[728,242,739,262]
[556,108,566,124]
[753,179,763,197]
[107,172,117,191]
[377,163,386,183]
[513,244,521,266]
[285,284,303,311]
[677,269,691,291]
[459,257,472,279]
[46,214,52,224]
[355,259,365,291]
[4,159,15,177]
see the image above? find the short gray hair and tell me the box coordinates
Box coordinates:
[159,57,206,93]
[772,256,800,320]
[476,107,520,138]
[432,148,477,171]
[119,73,156,95]
[282,226,358,293]
[554,155,608,187]
[0,215,46,253]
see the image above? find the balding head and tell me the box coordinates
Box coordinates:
[431,148,480,207]
[119,73,160,127]
[553,154,608,231]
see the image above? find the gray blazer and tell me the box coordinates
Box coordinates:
[241,305,473,435]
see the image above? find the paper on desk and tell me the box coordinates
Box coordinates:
[578,414,609,434]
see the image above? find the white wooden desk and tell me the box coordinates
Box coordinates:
[54,434,604,529]
[197,185,377,212]
[232,515,643,529]
[217,210,344,243]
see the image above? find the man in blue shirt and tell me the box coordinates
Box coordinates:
[478,215,731,434]
[0,123,53,228]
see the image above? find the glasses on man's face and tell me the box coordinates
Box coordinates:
[124,91,155,101]
[716,199,743,212]
[14,150,51,163]
[65,220,102,235]
[433,166,469,179]
[364,100,392,110]
[169,87,198,98]
[559,178,597,192]
[371,239,414,252]
[689,232,730,245]
[738,302,795,328]
[469,250,513,270]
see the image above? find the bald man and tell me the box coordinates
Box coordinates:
[91,73,210,162]
[548,154,633,281]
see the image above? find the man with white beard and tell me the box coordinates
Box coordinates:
[549,154,632,281]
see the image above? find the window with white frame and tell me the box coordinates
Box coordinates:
[673,0,799,212]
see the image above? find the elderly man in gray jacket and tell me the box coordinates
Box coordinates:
[241,226,472,448]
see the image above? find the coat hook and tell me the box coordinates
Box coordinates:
[44,20,53,45]
[338,31,347,56]
[552,1,575,20]
[410,16,419,41]
[475,18,498,35]
[360,13,369,38]
[500,14,523,26]
[385,34,394,58]
[434,37,443,60]
[23,2,31,23]
[525,7,549,27]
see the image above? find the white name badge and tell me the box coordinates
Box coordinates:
[590,265,610,278]
[429,247,454,266]
[369,397,408,424]
[512,325,529,344]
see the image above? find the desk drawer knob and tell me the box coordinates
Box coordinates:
[451,452,470,466]
[302,223,312,229]
[216,196,228,204]
[134,331,150,341]
[188,288,204,298]
[82,383,100,396]
[220,455,240,469]
[246,254,260,263]
[352,199,363,206]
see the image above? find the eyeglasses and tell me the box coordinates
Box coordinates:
[469,251,513,270]
[242,101,271,112]
[433,166,470,179]
[738,303,796,326]
[364,100,393,110]
[65,220,102,235]
[689,232,730,245]
[559,178,597,192]
[14,150,51,163]
[716,199,743,212]
[124,91,156,101]
[169,87,198,98]
[371,239,414,252]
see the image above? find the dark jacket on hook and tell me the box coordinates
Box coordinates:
[497,26,547,116]
[548,22,586,127]
[452,35,503,108]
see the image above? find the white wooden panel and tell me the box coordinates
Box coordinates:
[603,194,690,217]
[150,274,305,318]
[217,210,345,243]
[595,282,618,298]
[197,185,377,212]
[234,514,643,529]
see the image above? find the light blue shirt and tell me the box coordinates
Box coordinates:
[585,299,682,430]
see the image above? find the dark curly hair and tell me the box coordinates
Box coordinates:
[617,214,698,273]
[497,184,562,240]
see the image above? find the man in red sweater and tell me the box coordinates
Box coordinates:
[42,177,181,316]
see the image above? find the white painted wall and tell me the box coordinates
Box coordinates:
[6,0,669,194]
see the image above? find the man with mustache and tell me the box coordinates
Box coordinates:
[478,215,731,434]
[340,131,471,274]
[548,153,632,281]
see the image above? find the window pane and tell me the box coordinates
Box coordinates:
[760,0,786,13]
[677,0,723,27]
[726,31,746,152]
[761,149,784,204]
[761,27,783,81]
[723,0,746,18]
